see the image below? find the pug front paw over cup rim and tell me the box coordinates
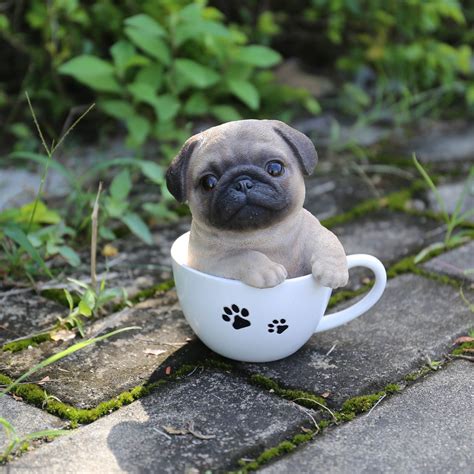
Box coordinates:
[171,232,387,363]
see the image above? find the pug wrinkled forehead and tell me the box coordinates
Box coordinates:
[166,120,318,231]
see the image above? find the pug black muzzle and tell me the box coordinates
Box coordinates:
[208,165,290,230]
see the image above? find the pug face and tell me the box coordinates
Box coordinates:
[166,120,318,231]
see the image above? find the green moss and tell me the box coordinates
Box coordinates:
[2,333,51,353]
[131,279,175,302]
[451,341,474,356]
[203,358,234,372]
[384,383,401,394]
[339,392,384,417]
[403,366,432,382]
[249,374,326,409]
[335,385,399,422]
[322,198,381,229]
[327,285,370,309]
[387,254,462,288]
[238,434,314,472]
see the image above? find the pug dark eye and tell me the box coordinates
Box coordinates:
[265,161,284,177]
[200,174,218,191]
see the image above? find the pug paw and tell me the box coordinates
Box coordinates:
[242,261,288,288]
[312,261,348,289]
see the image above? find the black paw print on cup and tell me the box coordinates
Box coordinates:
[268,319,288,334]
[222,304,251,330]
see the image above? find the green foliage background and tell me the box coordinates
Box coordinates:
[1,0,472,154]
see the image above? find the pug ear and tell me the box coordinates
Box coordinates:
[271,120,318,176]
[166,136,201,203]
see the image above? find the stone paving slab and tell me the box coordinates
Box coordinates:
[8,370,314,473]
[262,361,473,474]
[426,180,474,223]
[0,395,66,451]
[0,294,65,345]
[422,241,474,284]
[404,120,474,163]
[238,273,473,408]
[0,292,198,409]
[331,211,443,290]
[304,175,410,222]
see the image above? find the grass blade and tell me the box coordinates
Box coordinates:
[412,154,448,223]
[414,241,445,263]
[3,224,52,277]
[22,429,68,441]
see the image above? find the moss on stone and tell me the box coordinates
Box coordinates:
[335,384,399,422]
[203,358,234,372]
[339,392,384,418]
[2,333,52,353]
[451,340,474,356]
[387,254,462,288]
[322,198,382,229]
[111,279,176,312]
[384,383,401,394]
[237,433,315,472]
[327,285,370,309]
[403,366,432,382]
[129,279,175,303]
[249,374,327,409]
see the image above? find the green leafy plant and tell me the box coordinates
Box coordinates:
[413,155,474,263]
[101,169,153,244]
[57,3,315,153]
[61,278,129,337]
[304,0,472,108]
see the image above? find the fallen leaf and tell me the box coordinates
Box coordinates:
[165,366,172,375]
[163,426,188,436]
[37,376,51,385]
[50,329,76,342]
[321,391,331,398]
[187,421,216,440]
[143,348,166,356]
[453,336,474,345]
[102,244,118,257]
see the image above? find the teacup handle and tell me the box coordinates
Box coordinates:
[315,254,387,333]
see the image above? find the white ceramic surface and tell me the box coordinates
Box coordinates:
[171,232,387,362]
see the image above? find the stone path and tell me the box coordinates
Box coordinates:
[1,121,473,471]
[262,361,473,474]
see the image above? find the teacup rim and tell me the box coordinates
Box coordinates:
[171,231,315,287]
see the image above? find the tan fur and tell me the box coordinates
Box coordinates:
[169,120,349,289]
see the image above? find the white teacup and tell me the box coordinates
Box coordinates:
[171,232,386,363]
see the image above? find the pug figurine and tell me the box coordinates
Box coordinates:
[166,120,349,289]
